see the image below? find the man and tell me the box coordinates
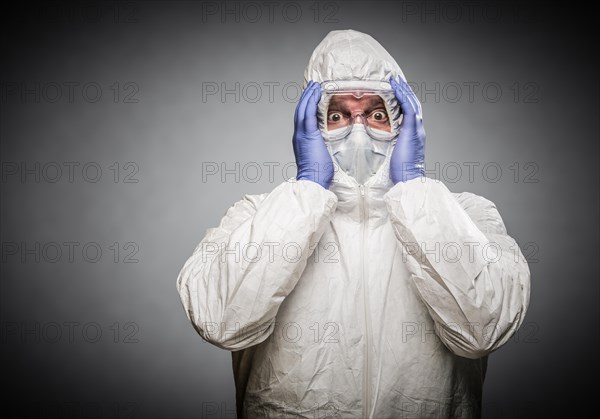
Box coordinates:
[177,30,530,418]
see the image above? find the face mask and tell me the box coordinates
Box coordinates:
[326,124,395,184]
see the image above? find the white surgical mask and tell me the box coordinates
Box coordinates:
[326,124,395,184]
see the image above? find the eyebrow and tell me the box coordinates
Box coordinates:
[328,96,387,113]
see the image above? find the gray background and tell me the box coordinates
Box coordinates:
[1,1,598,418]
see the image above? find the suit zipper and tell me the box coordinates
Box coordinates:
[359,184,371,418]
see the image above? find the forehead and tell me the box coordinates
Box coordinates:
[327,94,386,110]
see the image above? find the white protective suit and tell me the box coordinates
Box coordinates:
[177,30,531,418]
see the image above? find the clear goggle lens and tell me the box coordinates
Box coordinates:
[319,85,399,142]
[326,108,393,141]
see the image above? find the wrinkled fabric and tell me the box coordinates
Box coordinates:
[177,29,530,418]
[303,30,407,88]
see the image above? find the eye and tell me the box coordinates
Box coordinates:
[327,112,344,122]
[369,110,388,122]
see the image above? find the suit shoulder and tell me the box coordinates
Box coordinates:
[452,191,496,212]
[240,192,269,208]
[451,191,507,235]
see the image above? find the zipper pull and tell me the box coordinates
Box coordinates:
[358,184,365,196]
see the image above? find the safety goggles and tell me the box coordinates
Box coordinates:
[318,81,400,141]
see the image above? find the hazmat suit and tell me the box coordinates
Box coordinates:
[177,30,531,418]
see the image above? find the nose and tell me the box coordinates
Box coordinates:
[351,112,366,125]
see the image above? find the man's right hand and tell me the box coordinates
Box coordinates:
[292,80,334,189]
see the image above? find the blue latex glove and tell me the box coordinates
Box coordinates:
[389,76,426,184]
[292,80,334,189]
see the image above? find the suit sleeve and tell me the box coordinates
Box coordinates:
[384,177,531,359]
[176,180,338,351]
